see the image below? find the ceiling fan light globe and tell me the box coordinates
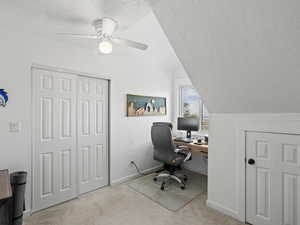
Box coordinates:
[98,41,113,54]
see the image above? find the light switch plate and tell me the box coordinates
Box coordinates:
[9,121,21,132]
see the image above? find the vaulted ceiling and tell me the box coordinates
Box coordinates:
[4,0,300,113]
[1,0,184,72]
[4,0,152,30]
[151,0,300,113]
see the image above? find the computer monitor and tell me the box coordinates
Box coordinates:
[177,117,199,138]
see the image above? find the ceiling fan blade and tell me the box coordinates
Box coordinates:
[56,33,99,39]
[111,37,148,50]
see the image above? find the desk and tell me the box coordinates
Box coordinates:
[173,138,208,156]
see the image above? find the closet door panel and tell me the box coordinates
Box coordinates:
[77,77,109,194]
[32,68,77,212]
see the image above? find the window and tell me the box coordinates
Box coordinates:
[179,86,208,131]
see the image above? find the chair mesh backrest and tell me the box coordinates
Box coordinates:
[151,124,175,152]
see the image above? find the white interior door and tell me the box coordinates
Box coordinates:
[32,68,77,211]
[246,132,300,225]
[77,76,109,194]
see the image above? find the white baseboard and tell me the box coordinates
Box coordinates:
[206,200,242,222]
[23,208,31,218]
[111,165,161,186]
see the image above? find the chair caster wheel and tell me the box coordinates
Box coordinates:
[153,177,157,182]
[183,175,188,181]
[161,182,166,191]
[180,185,186,190]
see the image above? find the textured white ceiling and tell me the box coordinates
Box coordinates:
[3,0,152,30]
[0,0,159,54]
[0,0,184,74]
[151,0,300,113]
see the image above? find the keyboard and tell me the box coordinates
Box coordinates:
[174,137,193,143]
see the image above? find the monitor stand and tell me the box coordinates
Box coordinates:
[186,130,191,138]
[174,130,193,143]
[176,130,193,143]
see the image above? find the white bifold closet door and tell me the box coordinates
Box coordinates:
[32,69,77,211]
[77,76,108,194]
[246,132,300,225]
[32,68,108,212]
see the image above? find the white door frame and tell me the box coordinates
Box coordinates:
[31,63,111,212]
[236,118,300,223]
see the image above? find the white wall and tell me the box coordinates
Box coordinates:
[0,6,183,211]
[208,113,300,221]
[150,1,300,221]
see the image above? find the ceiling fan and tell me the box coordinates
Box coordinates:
[57,17,148,54]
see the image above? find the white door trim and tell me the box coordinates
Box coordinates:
[32,63,111,81]
[30,64,111,213]
[236,118,300,223]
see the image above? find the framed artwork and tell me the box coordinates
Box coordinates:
[127,94,167,116]
[0,89,8,107]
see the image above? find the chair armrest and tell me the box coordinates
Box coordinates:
[175,146,192,162]
[175,145,191,153]
[183,152,192,162]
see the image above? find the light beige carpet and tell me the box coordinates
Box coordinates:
[128,170,207,211]
[25,177,244,225]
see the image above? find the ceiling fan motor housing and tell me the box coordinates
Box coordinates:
[92,18,118,37]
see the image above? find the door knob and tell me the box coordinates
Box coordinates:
[248,158,255,165]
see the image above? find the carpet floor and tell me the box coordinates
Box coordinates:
[128,170,207,211]
[25,172,243,225]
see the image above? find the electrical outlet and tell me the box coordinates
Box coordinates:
[9,121,21,133]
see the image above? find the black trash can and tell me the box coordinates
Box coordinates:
[10,171,27,225]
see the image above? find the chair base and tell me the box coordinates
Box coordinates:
[153,172,188,191]
[155,164,183,174]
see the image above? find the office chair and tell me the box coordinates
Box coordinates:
[151,123,191,190]
[152,122,174,174]
[152,122,173,130]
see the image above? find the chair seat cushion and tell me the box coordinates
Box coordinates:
[154,150,186,166]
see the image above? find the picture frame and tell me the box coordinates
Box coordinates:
[127,94,167,117]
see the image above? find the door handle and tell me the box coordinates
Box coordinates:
[248,158,255,165]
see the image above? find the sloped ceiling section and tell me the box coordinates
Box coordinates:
[150,0,300,113]
[0,0,183,71]
[3,0,152,30]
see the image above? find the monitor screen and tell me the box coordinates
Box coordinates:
[177,117,199,131]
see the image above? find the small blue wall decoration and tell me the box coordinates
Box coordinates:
[0,89,8,107]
